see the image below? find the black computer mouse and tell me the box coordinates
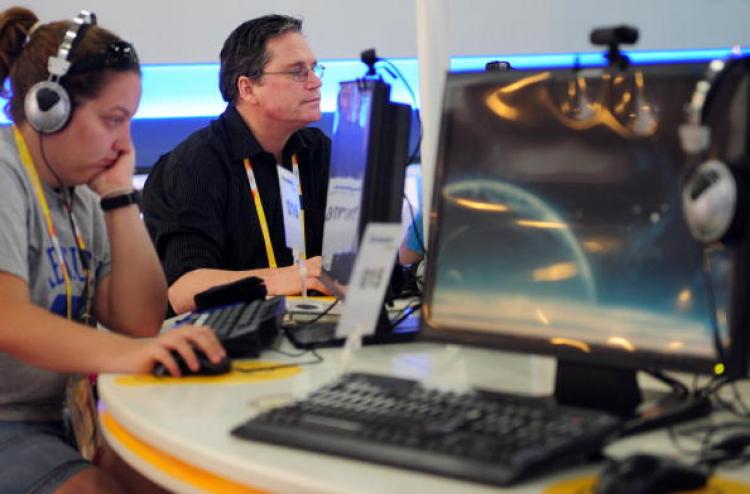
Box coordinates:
[152,350,232,377]
[594,454,707,494]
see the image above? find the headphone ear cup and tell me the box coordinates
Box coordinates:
[24,80,72,134]
[682,159,739,243]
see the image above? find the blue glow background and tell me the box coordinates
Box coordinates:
[1,47,748,170]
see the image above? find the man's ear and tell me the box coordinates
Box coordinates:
[237,75,258,105]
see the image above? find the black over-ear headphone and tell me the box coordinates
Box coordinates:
[681,56,750,244]
[24,11,97,134]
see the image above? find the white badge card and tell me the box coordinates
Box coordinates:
[335,223,402,339]
[277,165,304,253]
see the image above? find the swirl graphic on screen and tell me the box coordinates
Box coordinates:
[440,178,597,304]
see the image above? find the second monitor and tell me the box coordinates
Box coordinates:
[422,60,749,429]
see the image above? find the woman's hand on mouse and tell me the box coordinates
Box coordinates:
[101,324,226,377]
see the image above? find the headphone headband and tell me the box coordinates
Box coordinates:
[685,60,725,125]
[47,10,97,80]
[679,59,727,156]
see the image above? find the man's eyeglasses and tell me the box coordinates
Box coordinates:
[261,63,325,83]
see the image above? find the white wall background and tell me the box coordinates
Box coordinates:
[4,0,750,63]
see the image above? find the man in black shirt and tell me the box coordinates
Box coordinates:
[142,15,331,313]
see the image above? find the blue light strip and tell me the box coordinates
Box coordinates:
[136,64,225,118]
[451,52,605,70]
[450,47,749,71]
[1,47,747,124]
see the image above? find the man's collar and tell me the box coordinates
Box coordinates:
[223,105,265,161]
[285,127,313,154]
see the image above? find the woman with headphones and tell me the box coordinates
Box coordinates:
[0,7,225,493]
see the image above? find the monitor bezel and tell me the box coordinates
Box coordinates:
[320,78,411,298]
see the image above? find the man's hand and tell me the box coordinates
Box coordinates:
[263,256,331,296]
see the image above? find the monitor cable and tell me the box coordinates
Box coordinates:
[360,50,423,167]
[403,191,428,259]
[663,373,750,473]
[377,57,423,167]
[387,300,421,332]
[703,374,750,419]
[667,419,750,473]
[643,368,690,398]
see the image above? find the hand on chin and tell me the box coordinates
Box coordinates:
[87,148,136,197]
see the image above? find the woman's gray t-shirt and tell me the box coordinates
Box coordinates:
[0,126,112,421]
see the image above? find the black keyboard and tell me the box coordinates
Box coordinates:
[184,297,285,357]
[232,372,621,486]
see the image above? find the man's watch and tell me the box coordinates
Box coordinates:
[100,190,141,211]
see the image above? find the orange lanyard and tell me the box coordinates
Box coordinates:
[13,126,93,322]
[243,154,306,268]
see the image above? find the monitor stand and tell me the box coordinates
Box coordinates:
[554,360,712,435]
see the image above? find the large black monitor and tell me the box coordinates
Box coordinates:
[321,79,411,296]
[422,61,750,426]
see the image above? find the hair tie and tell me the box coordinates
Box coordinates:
[25,21,42,45]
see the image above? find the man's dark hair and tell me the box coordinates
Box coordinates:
[219,14,302,103]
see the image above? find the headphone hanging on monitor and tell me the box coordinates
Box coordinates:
[680,56,750,244]
[24,11,97,134]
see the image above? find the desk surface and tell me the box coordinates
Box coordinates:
[98,342,750,494]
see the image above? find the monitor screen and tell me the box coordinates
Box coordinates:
[422,62,743,375]
[321,79,411,296]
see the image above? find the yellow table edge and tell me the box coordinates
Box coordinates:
[100,410,267,494]
[544,473,750,493]
[285,295,336,302]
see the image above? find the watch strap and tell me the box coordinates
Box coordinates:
[100,190,140,211]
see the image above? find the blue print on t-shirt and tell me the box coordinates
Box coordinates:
[49,294,85,318]
[46,246,95,290]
